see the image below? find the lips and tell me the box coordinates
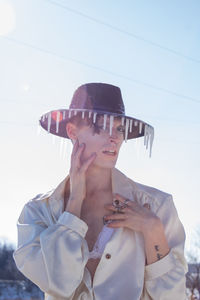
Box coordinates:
[102,150,117,156]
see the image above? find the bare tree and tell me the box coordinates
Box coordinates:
[186,227,200,299]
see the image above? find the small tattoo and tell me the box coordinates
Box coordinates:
[154,245,163,260]
[157,253,163,260]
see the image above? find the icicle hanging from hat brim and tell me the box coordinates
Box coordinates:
[48,113,51,133]
[56,111,60,133]
[59,138,64,158]
[146,126,150,150]
[109,115,114,136]
[63,111,66,119]
[149,127,154,158]
[93,112,97,123]
[68,110,72,118]
[139,122,143,134]
[129,119,133,133]
[125,118,129,142]
[89,111,92,118]
[74,110,77,116]
[103,114,107,130]
[121,117,125,126]
[82,111,85,119]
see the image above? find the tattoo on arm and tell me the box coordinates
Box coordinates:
[154,245,163,260]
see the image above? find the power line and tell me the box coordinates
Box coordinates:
[1,36,200,104]
[45,0,200,65]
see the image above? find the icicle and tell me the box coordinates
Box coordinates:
[134,121,138,126]
[103,114,107,130]
[82,111,85,119]
[146,126,150,150]
[109,115,114,136]
[42,115,45,122]
[56,111,60,133]
[125,118,129,142]
[129,119,133,133]
[63,111,66,119]
[139,122,143,134]
[59,138,64,158]
[74,110,77,116]
[93,112,97,123]
[89,111,92,118]
[68,110,71,118]
[47,113,51,133]
[144,125,148,146]
[62,139,68,160]
[149,127,154,158]
[121,117,125,126]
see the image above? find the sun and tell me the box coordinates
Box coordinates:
[0,1,16,36]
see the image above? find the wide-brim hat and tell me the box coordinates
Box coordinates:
[39,83,154,156]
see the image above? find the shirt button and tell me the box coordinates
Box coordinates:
[105,253,111,259]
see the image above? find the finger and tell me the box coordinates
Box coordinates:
[81,152,97,172]
[75,143,85,161]
[104,204,131,214]
[71,139,79,156]
[104,213,127,221]
[71,140,79,165]
[106,220,126,228]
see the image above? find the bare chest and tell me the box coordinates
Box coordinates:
[80,193,113,281]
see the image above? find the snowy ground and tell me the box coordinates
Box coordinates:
[0,280,44,300]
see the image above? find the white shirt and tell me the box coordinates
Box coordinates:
[13,168,188,300]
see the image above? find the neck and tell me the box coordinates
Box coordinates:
[85,165,113,197]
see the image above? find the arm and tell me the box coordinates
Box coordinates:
[14,140,96,298]
[13,201,89,299]
[143,195,188,300]
[104,194,188,299]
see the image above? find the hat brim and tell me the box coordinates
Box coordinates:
[39,109,153,141]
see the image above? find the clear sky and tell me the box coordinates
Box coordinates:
[0,0,200,251]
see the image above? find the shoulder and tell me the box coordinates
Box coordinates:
[123,172,173,211]
[29,189,55,203]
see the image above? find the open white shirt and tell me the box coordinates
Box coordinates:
[13,168,188,300]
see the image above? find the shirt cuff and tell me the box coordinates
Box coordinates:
[57,211,88,238]
[145,250,176,281]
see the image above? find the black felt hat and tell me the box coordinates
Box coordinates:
[39,83,154,155]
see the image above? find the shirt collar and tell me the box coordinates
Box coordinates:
[47,168,135,220]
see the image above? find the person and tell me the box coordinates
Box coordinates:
[13,83,188,300]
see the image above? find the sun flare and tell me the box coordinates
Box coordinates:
[0,1,16,36]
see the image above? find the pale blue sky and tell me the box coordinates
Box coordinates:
[0,0,200,250]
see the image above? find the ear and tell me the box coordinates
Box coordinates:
[66,122,78,140]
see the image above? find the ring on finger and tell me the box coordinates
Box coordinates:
[115,206,125,214]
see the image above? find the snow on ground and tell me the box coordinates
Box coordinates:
[0,280,44,299]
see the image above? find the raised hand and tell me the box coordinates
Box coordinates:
[65,140,96,217]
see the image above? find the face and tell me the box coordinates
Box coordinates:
[74,116,125,169]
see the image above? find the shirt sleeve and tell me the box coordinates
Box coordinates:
[13,201,89,299]
[143,195,188,300]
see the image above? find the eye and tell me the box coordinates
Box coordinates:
[117,126,125,133]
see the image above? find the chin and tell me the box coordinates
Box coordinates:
[94,159,117,169]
